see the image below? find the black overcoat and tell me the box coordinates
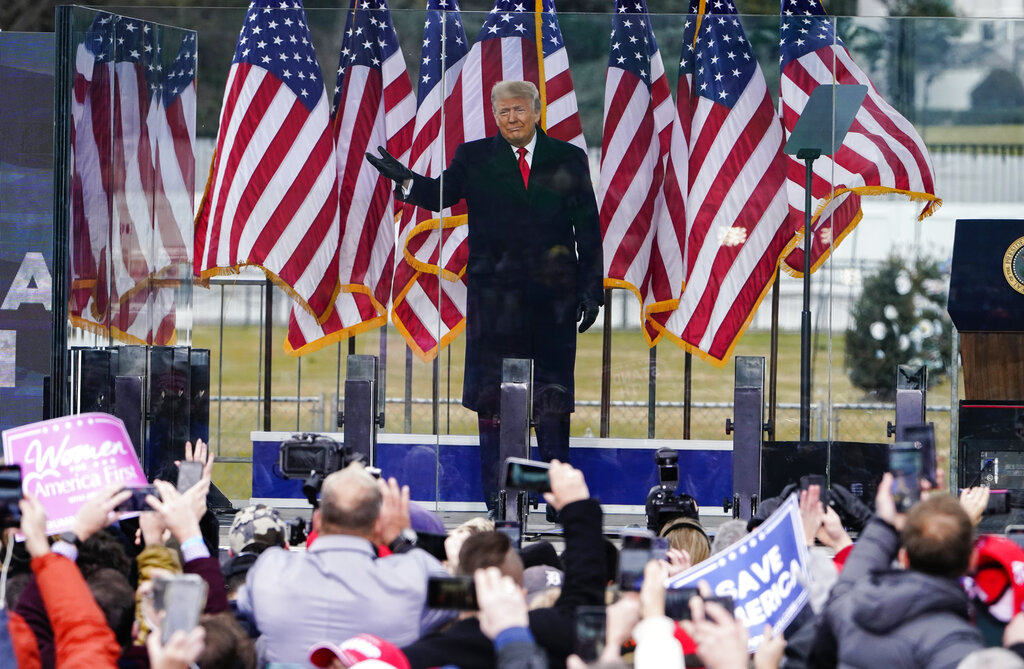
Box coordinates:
[400,128,603,414]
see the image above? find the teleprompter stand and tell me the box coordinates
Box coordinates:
[725,356,769,519]
[496,359,532,528]
[783,83,866,442]
[338,354,385,466]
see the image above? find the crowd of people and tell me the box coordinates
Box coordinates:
[5,441,1024,669]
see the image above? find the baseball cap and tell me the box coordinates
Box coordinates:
[966,534,1024,623]
[309,634,410,669]
[522,564,564,605]
[228,504,287,555]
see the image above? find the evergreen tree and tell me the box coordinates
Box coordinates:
[845,253,952,400]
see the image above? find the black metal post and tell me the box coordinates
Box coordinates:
[683,352,692,439]
[50,7,74,419]
[404,346,413,433]
[768,268,780,442]
[798,150,820,442]
[648,345,657,439]
[600,288,612,438]
[263,280,273,431]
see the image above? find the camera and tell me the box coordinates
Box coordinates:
[277,433,370,507]
[645,448,699,533]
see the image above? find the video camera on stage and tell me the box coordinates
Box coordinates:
[277,433,379,507]
[645,447,700,533]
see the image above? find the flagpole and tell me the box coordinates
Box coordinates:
[600,288,612,438]
[768,268,780,442]
[648,345,657,439]
[683,352,691,439]
[263,279,273,432]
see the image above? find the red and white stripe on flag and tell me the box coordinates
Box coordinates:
[779,0,939,277]
[391,0,471,361]
[286,0,415,355]
[194,0,340,323]
[597,0,687,345]
[656,4,796,366]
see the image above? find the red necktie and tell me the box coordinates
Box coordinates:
[517,147,529,188]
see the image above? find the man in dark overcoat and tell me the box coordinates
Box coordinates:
[367,80,603,511]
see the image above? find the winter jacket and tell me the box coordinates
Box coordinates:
[809,517,983,669]
[14,553,121,669]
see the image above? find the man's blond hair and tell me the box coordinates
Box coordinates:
[491,80,541,113]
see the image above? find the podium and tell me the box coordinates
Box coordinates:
[948,220,1024,489]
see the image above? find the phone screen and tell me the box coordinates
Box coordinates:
[176,461,204,493]
[0,465,22,527]
[575,606,606,662]
[665,588,700,620]
[153,575,208,644]
[799,474,830,507]
[504,458,551,493]
[889,444,923,512]
[902,423,937,486]
[495,521,522,550]
[426,576,478,610]
[618,532,653,591]
[117,485,160,513]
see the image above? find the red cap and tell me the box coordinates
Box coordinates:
[967,535,1024,623]
[308,634,411,669]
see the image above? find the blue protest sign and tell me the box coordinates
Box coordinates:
[666,494,810,650]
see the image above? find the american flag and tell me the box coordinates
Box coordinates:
[286,0,415,354]
[657,0,795,365]
[194,0,340,322]
[393,0,587,361]
[780,0,939,276]
[150,30,196,281]
[458,0,585,150]
[597,0,687,344]
[118,28,199,346]
[70,12,116,337]
[69,13,189,346]
[390,0,471,361]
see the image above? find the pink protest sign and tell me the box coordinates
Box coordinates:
[2,413,148,533]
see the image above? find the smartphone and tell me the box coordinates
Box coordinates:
[495,520,522,550]
[1007,525,1024,550]
[415,532,448,562]
[665,590,735,620]
[652,536,670,560]
[0,465,22,528]
[152,574,208,644]
[664,587,700,620]
[504,458,551,493]
[574,605,606,662]
[799,474,830,507]
[618,530,654,591]
[116,485,161,513]
[902,423,937,486]
[889,442,923,512]
[176,461,204,493]
[426,576,478,610]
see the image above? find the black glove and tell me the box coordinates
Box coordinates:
[828,483,873,533]
[365,145,413,185]
[576,298,600,334]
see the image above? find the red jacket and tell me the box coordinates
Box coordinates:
[11,553,121,669]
